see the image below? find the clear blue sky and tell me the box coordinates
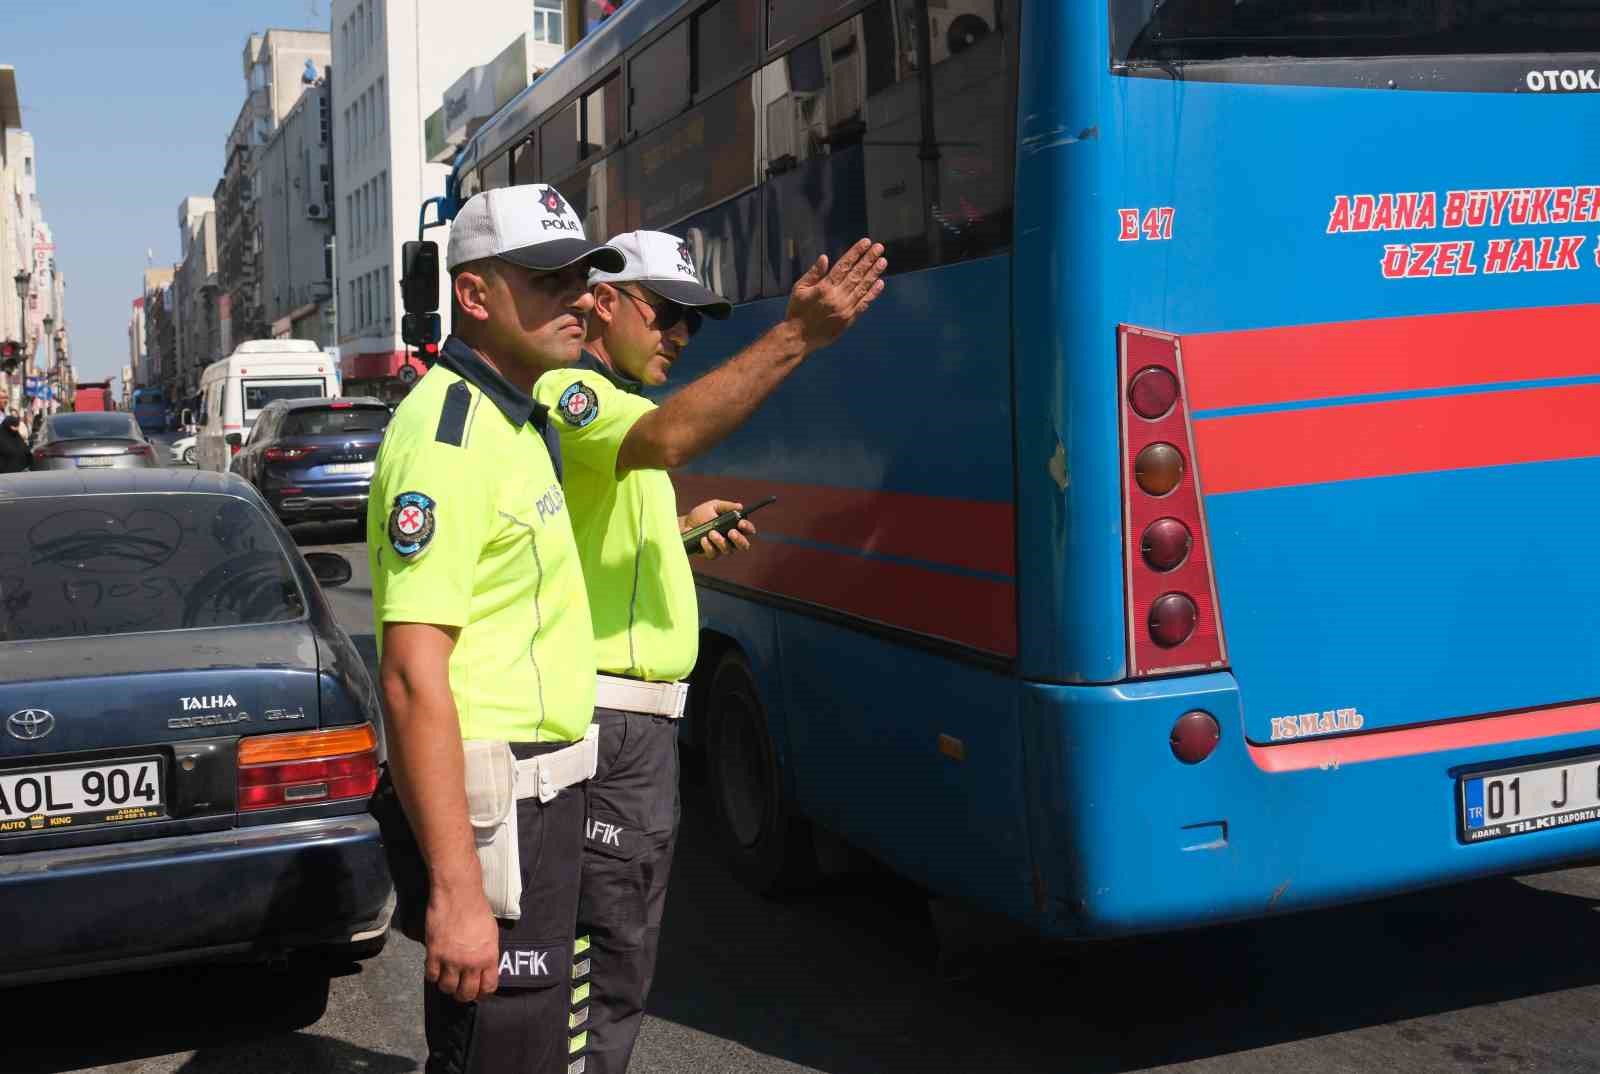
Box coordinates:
[5,0,327,384]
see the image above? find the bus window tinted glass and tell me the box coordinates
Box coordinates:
[1113,0,1600,61]
[511,137,536,184]
[696,0,758,93]
[761,0,1014,289]
[584,76,622,157]
[481,152,510,192]
[0,494,304,643]
[768,0,856,51]
[281,405,391,436]
[678,190,761,304]
[542,100,582,179]
[630,21,690,132]
[634,76,755,229]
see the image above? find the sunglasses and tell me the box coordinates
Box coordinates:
[619,288,703,337]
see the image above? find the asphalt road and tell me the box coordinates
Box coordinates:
[13,451,1600,1073]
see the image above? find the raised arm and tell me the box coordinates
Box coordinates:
[616,238,888,475]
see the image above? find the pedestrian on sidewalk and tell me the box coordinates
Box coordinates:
[533,230,887,1073]
[0,415,32,474]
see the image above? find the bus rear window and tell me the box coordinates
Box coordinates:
[1114,0,1600,62]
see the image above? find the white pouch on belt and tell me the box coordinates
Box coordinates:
[462,739,523,921]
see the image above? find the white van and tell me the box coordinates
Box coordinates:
[195,340,342,473]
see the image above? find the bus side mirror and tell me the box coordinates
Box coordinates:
[401,241,440,314]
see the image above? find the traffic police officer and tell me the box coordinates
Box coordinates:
[370,184,625,1074]
[532,230,888,1072]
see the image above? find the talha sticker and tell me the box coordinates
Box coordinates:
[558,382,600,428]
[388,491,437,558]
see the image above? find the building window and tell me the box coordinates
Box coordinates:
[382,266,392,325]
[377,77,387,133]
[534,0,564,45]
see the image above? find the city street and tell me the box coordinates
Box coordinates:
[7,452,1600,1073]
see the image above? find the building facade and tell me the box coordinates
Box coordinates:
[219,31,333,354]
[332,0,556,399]
[135,265,176,389]
[171,195,221,406]
[259,72,336,346]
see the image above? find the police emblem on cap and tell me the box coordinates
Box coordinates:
[538,186,565,215]
[558,382,600,428]
[676,240,696,275]
[388,491,437,558]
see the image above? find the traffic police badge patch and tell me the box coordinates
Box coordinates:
[558,382,599,428]
[388,491,437,558]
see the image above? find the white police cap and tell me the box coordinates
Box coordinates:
[447,186,625,274]
[588,231,732,318]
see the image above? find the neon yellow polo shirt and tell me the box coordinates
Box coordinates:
[533,354,698,682]
[369,337,594,742]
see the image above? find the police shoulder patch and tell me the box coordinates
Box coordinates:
[557,381,600,428]
[388,491,437,558]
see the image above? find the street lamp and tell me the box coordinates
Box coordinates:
[12,269,28,337]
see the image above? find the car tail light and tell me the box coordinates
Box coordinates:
[264,445,317,462]
[32,444,63,459]
[124,443,153,457]
[1119,326,1227,677]
[330,401,353,408]
[237,723,379,811]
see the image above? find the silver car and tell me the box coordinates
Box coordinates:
[31,413,159,471]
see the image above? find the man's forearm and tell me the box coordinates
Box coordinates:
[618,319,807,474]
[381,662,482,901]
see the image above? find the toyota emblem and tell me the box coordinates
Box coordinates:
[6,709,55,741]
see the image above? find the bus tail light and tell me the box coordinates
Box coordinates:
[1118,326,1228,677]
[237,724,380,811]
[1171,710,1221,764]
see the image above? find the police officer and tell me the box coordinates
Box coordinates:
[369,184,625,1074]
[532,231,887,1073]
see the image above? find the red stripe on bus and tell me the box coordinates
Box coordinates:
[1248,698,1600,773]
[670,474,1016,579]
[686,534,1018,657]
[1192,382,1600,494]
[1182,304,1600,412]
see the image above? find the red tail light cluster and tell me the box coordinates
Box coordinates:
[264,445,317,462]
[124,443,153,457]
[1118,326,1227,677]
[237,724,380,811]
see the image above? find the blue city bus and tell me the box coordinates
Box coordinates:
[130,387,167,434]
[434,0,1600,937]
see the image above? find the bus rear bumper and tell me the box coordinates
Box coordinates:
[1022,675,1600,939]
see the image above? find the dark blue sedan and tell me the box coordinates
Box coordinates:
[0,469,391,984]
[230,397,390,525]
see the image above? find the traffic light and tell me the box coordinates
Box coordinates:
[401,312,441,352]
[0,341,19,375]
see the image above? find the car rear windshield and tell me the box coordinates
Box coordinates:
[48,414,137,441]
[1114,0,1600,62]
[0,494,305,643]
[281,405,391,437]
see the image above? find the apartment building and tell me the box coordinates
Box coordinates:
[331,0,554,398]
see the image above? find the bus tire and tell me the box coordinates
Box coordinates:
[704,650,816,895]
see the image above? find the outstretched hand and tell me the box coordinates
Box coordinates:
[786,238,888,354]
